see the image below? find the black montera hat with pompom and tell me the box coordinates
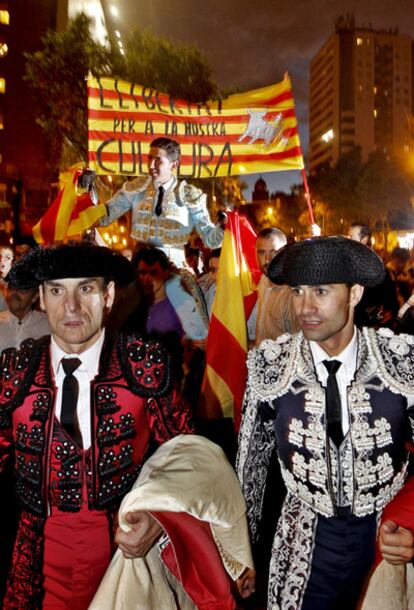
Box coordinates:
[7,241,134,290]
[268,235,385,287]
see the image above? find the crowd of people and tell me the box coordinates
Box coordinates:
[1,136,414,610]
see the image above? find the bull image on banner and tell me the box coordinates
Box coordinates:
[87,74,304,178]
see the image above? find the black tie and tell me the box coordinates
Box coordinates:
[61,358,83,448]
[323,360,343,447]
[154,186,164,216]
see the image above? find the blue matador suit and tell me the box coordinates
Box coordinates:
[237,326,414,610]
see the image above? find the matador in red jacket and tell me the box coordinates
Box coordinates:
[0,241,193,610]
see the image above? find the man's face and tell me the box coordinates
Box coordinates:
[39,277,114,354]
[209,256,220,281]
[14,243,31,261]
[291,283,363,355]
[348,226,362,242]
[0,246,13,279]
[147,147,177,186]
[256,235,285,275]
[137,261,169,298]
[5,285,38,320]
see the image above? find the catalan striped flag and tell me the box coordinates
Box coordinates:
[88,75,304,178]
[198,211,260,431]
[33,164,107,244]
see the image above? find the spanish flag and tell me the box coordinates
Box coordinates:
[199,211,260,431]
[33,164,107,244]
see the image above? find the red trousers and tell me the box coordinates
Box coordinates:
[42,504,111,610]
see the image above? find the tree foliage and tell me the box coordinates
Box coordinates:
[24,15,218,170]
[309,147,414,233]
[24,13,115,166]
[115,28,218,103]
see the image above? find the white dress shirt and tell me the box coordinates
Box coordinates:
[309,327,358,436]
[51,331,105,449]
[0,309,51,352]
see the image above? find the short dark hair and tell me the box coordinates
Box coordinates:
[257,227,287,243]
[350,223,371,243]
[133,247,170,271]
[391,247,410,262]
[14,235,37,247]
[150,137,181,162]
[0,239,13,250]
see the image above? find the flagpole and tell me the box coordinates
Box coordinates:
[301,168,315,225]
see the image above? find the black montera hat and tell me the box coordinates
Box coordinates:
[268,235,385,287]
[7,242,134,290]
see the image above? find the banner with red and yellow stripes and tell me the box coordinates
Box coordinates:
[198,211,260,431]
[88,75,304,178]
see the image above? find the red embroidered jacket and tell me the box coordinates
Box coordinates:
[0,332,193,609]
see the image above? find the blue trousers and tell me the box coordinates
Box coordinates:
[301,509,377,610]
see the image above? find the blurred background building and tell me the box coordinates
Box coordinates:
[309,14,414,174]
[0,0,113,238]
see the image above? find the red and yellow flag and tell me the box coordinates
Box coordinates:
[88,75,304,179]
[198,211,260,432]
[33,164,107,244]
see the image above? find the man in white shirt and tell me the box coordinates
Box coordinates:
[0,241,194,610]
[99,137,224,268]
[0,282,50,351]
[237,236,414,610]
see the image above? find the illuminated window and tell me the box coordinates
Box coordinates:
[373,86,377,94]
[373,109,378,118]
[356,37,363,46]
[0,42,7,57]
[0,112,4,129]
[321,129,334,143]
[0,10,9,25]
[0,78,6,94]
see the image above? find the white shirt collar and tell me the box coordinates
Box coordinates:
[51,330,105,378]
[158,176,175,193]
[309,326,358,374]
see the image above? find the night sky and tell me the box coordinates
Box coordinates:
[114,0,414,195]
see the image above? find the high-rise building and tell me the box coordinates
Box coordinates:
[0,0,112,237]
[309,15,414,174]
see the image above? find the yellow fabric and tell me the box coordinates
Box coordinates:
[89,435,253,610]
[203,365,234,419]
[33,163,107,244]
[213,229,250,353]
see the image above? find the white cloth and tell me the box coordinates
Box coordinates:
[361,561,414,610]
[51,331,105,449]
[0,309,51,352]
[309,327,358,435]
[89,435,254,610]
